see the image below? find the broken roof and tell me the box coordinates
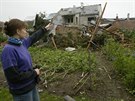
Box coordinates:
[59,4,101,16]
[117,20,135,30]
[46,13,57,20]
[107,19,135,31]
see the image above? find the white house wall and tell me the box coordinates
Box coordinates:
[50,4,102,26]
[53,15,63,25]
[74,14,80,25]
[98,5,102,16]
[80,15,89,25]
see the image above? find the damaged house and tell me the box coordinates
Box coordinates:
[47,3,102,27]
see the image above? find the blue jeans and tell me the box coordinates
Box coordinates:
[12,86,40,101]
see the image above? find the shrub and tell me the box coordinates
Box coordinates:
[102,38,135,93]
[120,29,135,42]
[0,32,7,42]
[29,47,96,73]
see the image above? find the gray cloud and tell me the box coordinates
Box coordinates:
[0,0,135,21]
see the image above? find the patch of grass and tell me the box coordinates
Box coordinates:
[120,29,135,43]
[75,94,93,101]
[102,38,135,93]
[29,47,96,73]
[0,33,7,43]
[0,87,98,101]
[40,92,63,101]
[0,87,63,101]
[0,87,13,101]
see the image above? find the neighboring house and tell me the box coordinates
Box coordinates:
[104,14,135,42]
[98,13,135,32]
[107,14,135,31]
[0,21,4,32]
[47,3,102,27]
[101,18,115,24]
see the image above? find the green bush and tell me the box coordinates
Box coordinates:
[29,47,96,73]
[102,38,135,93]
[0,33,7,43]
[120,29,135,42]
[102,38,122,61]
[0,87,13,101]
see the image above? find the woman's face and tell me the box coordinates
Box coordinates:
[17,28,29,39]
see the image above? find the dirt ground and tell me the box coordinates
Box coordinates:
[39,51,135,101]
[0,51,135,101]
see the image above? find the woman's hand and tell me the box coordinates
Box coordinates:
[45,23,54,31]
[34,68,40,75]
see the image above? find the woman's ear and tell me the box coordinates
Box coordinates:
[16,29,21,35]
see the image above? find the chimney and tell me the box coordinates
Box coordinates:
[81,2,84,9]
[73,5,76,13]
[116,13,119,21]
[127,13,130,20]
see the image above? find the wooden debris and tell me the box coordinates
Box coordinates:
[51,36,57,49]
[81,72,85,77]
[48,72,64,83]
[43,71,48,88]
[62,71,69,79]
[103,66,112,80]
[87,2,107,49]
[74,75,90,94]
[73,72,89,89]
[50,70,56,77]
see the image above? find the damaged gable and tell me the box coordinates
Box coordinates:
[48,3,102,27]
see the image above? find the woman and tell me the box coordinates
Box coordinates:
[1,19,53,101]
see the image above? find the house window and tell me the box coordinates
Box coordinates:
[88,17,95,21]
[68,18,70,23]
[67,18,73,23]
[69,11,72,14]
[71,18,73,23]
[88,17,95,24]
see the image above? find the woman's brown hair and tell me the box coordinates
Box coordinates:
[4,19,27,37]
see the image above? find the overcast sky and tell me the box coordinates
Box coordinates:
[0,0,135,21]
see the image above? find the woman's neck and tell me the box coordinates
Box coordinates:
[12,34,20,39]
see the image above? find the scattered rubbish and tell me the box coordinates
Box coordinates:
[65,47,76,51]
[38,89,43,93]
[64,95,76,101]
